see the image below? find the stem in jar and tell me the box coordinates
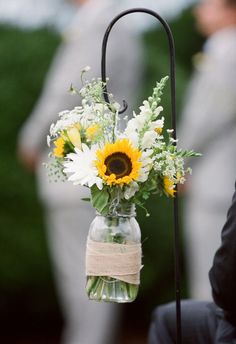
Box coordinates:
[86,211,139,302]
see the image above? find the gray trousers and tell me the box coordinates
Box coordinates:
[148,300,236,344]
[184,199,226,300]
[45,204,120,344]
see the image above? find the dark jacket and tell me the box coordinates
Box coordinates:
[209,181,236,326]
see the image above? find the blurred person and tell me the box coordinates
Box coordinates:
[148,178,236,343]
[178,0,236,300]
[0,0,74,30]
[17,0,143,343]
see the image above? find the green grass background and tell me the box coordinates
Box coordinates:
[0,8,203,339]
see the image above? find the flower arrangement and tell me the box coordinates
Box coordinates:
[46,68,199,302]
[47,69,197,212]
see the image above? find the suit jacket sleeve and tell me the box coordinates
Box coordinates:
[178,58,236,153]
[209,181,236,322]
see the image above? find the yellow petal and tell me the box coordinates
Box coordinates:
[53,137,65,158]
[67,127,81,149]
[163,176,176,197]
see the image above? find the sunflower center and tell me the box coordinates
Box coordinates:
[105,152,132,178]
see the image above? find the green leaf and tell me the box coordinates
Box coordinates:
[91,185,110,215]
[81,198,90,202]
[142,192,150,200]
[178,150,202,158]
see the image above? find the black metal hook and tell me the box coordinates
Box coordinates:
[101,8,182,344]
[101,8,176,135]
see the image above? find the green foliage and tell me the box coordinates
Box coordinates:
[0,25,60,318]
[91,185,110,215]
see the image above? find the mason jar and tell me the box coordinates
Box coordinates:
[85,203,141,303]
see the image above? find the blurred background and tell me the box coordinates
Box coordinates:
[0,0,203,343]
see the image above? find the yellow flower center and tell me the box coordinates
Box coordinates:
[155,127,163,134]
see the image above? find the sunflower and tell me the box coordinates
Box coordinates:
[96,139,142,186]
[163,176,176,197]
[53,137,65,158]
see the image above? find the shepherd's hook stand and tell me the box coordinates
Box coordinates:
[101,8,182,343]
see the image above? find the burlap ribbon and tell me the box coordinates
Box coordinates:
[86,237,142,285]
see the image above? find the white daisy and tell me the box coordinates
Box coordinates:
[63,144,103,190]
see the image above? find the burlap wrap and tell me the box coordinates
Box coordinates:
[86,237,142,285]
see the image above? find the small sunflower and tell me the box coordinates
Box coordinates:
[53,137,65,158]
[96,139,142,186]
[163,176,176,197]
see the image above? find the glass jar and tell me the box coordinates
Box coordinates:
[85,203,141,303]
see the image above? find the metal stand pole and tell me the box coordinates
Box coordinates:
[101,8,182,343]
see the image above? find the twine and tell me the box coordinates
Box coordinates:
[86,237,142,285]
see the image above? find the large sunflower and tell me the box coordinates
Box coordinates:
[96,139,142,185]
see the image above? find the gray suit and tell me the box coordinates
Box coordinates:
[18,1,142,343]
[148,181,236,343]
[179,27,236,300]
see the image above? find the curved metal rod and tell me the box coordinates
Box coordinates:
[101,8,182,343]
